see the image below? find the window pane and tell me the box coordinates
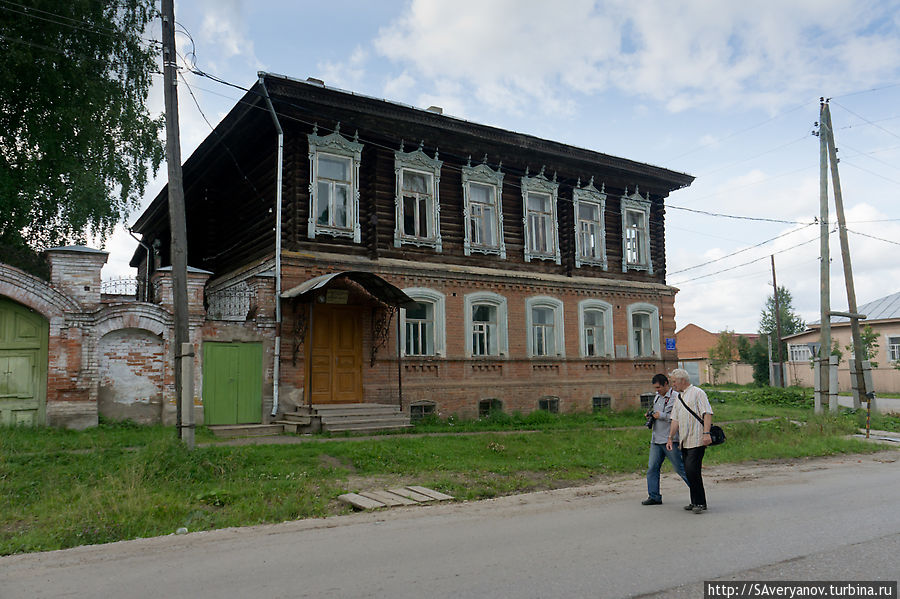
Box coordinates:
[470,183,491,204]
[533,307,553,324]
[403,196,417,236]
[418,197,430,237]
[579,203,598,220]
[528,193,549,212]
[335,185,349,227]
[403,171,429,194]
[316,182,330,225]
[406,302,428,320]
[584,309,597,326]
[319,155,349,181]
[473,304,494,323]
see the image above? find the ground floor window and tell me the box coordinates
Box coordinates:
[538,396,559,413]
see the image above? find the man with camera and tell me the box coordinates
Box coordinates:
[641,373,689,505]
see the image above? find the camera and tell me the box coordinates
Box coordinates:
[645,409,655,429]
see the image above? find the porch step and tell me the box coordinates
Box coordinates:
[208,424,285,438]
[281,403,411,434]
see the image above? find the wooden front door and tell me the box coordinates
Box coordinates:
[309,305,363,404]
[202,342,263,425]
[0,297,48,426]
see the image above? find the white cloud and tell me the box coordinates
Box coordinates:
[318,46,369,90]
[371,0,900,116]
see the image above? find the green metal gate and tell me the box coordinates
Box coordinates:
[0,297,48,426]
[202,342,263,425]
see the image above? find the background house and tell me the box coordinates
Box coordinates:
[782,291,900,392]
[675,323,758,385]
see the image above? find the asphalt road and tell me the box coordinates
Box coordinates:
[2,452,899,599]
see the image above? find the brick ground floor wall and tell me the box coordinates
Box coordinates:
[274,254,679,418]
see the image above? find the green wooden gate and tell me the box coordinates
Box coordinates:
[0,297,48,426]
[202,342,263,425]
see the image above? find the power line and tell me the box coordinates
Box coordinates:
[669,231,826,286]
[0,0,160,45]
[846,228,900,248]
[667,223,816,276]
[831,100,900,142]
[666,204,812,225]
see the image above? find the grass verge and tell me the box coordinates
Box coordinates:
[0,402,892,556]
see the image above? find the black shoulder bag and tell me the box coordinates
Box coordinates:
[678,394,726,446]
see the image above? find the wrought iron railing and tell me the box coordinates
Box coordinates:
[206,285,254,321]
[101,277,150,301]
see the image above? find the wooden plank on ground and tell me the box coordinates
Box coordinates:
[388,487,436,503]
[360,490,417,506]
[338,493,386,510]
[406,486,454,501]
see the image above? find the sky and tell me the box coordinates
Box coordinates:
[99,0,900,335]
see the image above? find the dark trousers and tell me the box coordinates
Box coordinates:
[681,446,707,507]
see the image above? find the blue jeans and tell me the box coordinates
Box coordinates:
[647,442,689,501]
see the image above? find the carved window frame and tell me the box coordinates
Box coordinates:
[620,188,653,274]
[525,296,565,358]
[464,291,509,358]
[400,287,446,357]
[521,168,560,264]
[394,142,443,251]
[307,124,363,242]
[462,159,506,259]
[578,299,614,358]
[626,302,660,358]
[573,179,607,269]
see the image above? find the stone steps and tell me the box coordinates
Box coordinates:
[280,403,411,435]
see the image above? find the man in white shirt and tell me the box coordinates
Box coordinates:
[666,368,714,514]
[642,373,689,505]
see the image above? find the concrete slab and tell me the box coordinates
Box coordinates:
[338,493,385,510]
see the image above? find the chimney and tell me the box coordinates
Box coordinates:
[426,106,443,115]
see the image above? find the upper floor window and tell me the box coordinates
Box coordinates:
[462,157,506,259]
[464,291,508,358]
[400,288,446,357]
[394,141,443,251]
[526,296,565,358]
[521,167,560,264]
[620,188,653,274]
[573,178,607,269]
[626,302,660,358]
[307,123,363,242]
[578,299,614,358]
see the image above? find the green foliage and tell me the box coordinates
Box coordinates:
[732,386,812,408]
[0,0,164,249]
[709,330,739,384]
[759,286,805,362]
[743,336,771,386]
[846,324,880,368]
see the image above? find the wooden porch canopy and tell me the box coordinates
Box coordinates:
[281,271,417,309]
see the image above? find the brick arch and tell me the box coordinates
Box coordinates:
[0,262,81,318]
[93,303,173,340]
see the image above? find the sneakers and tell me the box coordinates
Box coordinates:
[641,497,662,505]
[684,504,708,512]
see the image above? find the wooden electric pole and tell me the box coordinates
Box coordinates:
[771,255,785,388]
[817,99,831,414]
[821,101,869,411]
[161,0,191,439]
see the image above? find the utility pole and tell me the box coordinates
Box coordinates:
[161,0,191,440]
[817,99,831,414]
[771,255,785,388]
[821,102,869,412]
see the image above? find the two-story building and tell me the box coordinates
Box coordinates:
[130,72,694,425]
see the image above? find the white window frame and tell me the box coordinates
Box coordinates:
[889,336,900,362]
[626,302,660,358]
[394,142,443,250]
[307,124,363,242]
[462,158,506,258]
[525,296,565,358]
[400,288,446,357]
[464,291,508,358]
[521,167,560,264]
[573,178,607,270]
[620,188,653,274]
[578,299,614,358]
[788,343,813,363]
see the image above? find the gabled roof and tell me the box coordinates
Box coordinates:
[812,290,900,324]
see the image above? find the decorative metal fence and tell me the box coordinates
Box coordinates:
[206,284,254,321]
[101,277,150,301]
